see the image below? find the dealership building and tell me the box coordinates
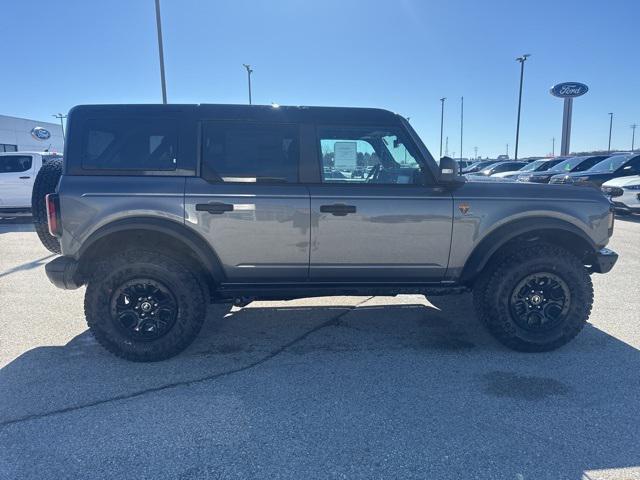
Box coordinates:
[0,114,64,153]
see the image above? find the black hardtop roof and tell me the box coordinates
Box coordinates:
[69,103,402,124]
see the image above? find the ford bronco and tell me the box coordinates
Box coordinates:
[41,104,618,361]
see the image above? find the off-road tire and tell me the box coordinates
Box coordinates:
[473,243,593,352]
[84,249,207,362]
[31,158,63,254]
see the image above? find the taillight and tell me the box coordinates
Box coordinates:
[46,193,61,237]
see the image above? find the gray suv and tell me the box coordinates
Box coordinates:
[43,104,618,361]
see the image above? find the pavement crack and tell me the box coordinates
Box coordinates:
[0,297,372,429]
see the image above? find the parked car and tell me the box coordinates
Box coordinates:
[549,153,640,187]
[493,157,565,179]
[41,104,617,361]
[461,160,499,174]
[601,175,640,214]
[0,151,62,213]
[466,161,527,177]
[518,155,609,184]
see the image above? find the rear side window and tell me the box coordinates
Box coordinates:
[0,155,32,173]
[81,117,178,170]
[202,123,298,183]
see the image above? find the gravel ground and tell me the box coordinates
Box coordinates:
[0,214,639,480]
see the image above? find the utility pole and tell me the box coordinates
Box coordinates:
[608,112,613,153]
[514,54,531,160]
[154,0,167,104]
[552,137,555,156]
[474,146,478,160]
[52,113,67,138]
[506,143,509,158]
[631,124,637,151]
[439,97,446,158]
[243,64,253,105]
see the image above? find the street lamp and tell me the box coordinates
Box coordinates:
[52,113,67,138]
[514,54,531,160]
[154,0,167,104]
[631,124,637,152]
[439,97,446,158]
[243,64,253,105]
[459,96,464,161]
[608,112,613,153]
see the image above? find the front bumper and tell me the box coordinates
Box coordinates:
[587,248,618,274]
[45,256,83,290]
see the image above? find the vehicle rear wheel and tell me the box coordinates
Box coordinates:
[473,243,593,352]
[31,158,63,254]
[84,249,207,362]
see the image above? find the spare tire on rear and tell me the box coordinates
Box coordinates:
[31,158,63,254]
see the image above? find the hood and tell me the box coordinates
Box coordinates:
[602,175,640,188]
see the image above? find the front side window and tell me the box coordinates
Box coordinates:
[318,127,422,185]
[81,117,177,170]
[202,123,298,183]
[0,155,32,173]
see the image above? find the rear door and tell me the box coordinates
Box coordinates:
[0,154,35,208]
[308,125,453,281]
[185,121,310,282]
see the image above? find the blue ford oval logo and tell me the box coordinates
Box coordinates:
[550,82,589,98]
[31,127,51,141]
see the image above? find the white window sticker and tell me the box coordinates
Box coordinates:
[333,141,358,170]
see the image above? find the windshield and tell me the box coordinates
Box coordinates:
[548,157,585,172]
[519,160,545,172]
[587,155,629,173]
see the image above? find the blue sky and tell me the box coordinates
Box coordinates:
[1,0,638,158]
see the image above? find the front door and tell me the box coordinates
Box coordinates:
[309,126,453,281]
[185,121,310,282]
[0,154,35,208]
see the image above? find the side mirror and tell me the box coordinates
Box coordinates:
[439,156,463,183]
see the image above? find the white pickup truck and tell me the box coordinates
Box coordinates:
[0,151,62,214]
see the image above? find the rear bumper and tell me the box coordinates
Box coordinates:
[588,248,618,274]
[45,256,82,290]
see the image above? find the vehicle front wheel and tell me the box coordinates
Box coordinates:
[473,243,593,352]
[84,249,206,362]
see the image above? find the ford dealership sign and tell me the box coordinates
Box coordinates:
[550,82,589,98]
[31,126,51,141]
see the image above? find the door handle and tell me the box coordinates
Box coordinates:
[195,202,234,214]
[19,176,31,179]
[319,203,357,216]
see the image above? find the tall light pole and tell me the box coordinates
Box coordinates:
[459,96,464,160]
[552,137,555,156]
[607,112,613,153]
[52,113,67,138]
[243,64,253,105]
[439,97,446,158]
[474,146,478,160]
[631,124,637,151]
[154,0,167,104]
[514,54,531,160]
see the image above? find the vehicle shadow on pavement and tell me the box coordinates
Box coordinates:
[1,294,639,479]
[0,254,55,279]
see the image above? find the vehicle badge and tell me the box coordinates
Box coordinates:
[458,202,471,215]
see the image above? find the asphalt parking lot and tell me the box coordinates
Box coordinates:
[0,215,639,480]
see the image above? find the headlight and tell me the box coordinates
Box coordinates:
[624,184,640,190]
